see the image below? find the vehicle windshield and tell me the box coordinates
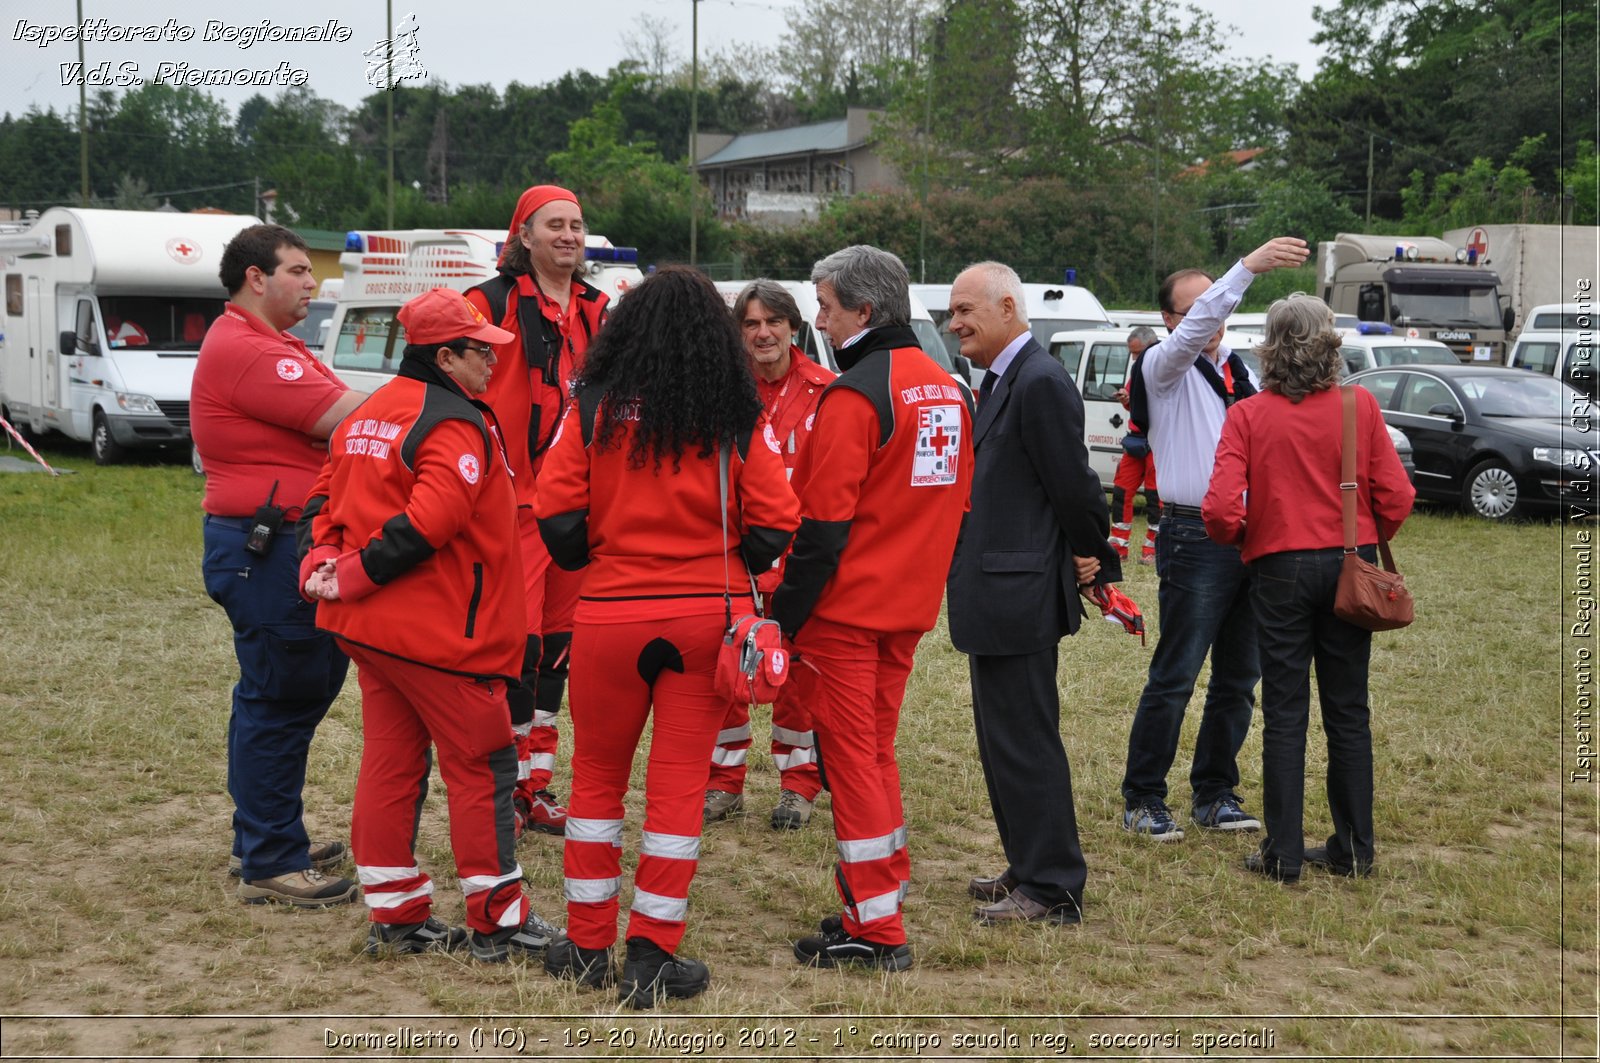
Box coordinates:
[98,295,225,351]
[287,302,334,352]
[1388,284,1502,329]
[1373,345,1459,367]
[1458,373,1585,418]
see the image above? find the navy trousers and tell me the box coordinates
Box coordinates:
[202,516,348,880]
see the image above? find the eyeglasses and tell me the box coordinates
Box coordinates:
[459,343,495,357]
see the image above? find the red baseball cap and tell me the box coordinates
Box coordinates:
[398,288,515,346]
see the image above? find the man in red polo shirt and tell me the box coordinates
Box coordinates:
[191,223,366,908]
[704,280,834,831]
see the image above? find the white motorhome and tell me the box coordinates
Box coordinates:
[322,228,643,393]
[0,207,256,463]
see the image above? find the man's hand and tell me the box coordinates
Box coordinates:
[1073,555,1101,586]
[1242,237,1310,275]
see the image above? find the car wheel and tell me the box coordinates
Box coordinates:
[92,410,125,466]
[1462,458,1523,521]
[190,444,204,476]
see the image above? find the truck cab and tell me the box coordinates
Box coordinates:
[1318,233,1510,364]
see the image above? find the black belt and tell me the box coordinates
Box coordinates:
[205,514,296,535]
[1164,503,1204,520]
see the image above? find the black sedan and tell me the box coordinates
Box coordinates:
[1344,365,1595,521]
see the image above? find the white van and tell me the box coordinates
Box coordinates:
[717,279,971,394]
[1507,302,1595,396]
[915,281,1111,380]
[0,207,256,463]
[322,229,643,393]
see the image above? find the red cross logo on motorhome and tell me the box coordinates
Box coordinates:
[166,238,201,265]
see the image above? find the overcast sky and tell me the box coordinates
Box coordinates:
[3,0,1326,119]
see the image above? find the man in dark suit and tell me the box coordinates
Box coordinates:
[945,261,1120,925]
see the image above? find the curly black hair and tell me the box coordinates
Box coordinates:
[576,266,762,469]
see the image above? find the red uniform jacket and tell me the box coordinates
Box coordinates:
[301,360,526,680]
[534,391,800,622]
[772,326,975,636]
[467,272,608,510]
[753,348,836,594]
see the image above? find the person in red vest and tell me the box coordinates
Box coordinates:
[704,280,835,831]
[299,287,558,961]
[535,267,798,1007]
[467,185,610,839]
[772,245,974,972]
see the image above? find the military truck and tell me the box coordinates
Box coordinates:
[1317,232,1511,364]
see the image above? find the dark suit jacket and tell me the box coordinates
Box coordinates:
[947,338,1119,656]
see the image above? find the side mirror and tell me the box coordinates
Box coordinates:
[1503,307,1516,332]
[60,329,94,357]
[1427,402,1463,423]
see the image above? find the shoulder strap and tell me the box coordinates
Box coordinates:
[468,274,514,331]
[1341,386,1399,573]
[1127,355,1149,430]
[576,385,604,448]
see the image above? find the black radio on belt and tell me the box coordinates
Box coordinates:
[244,481,285,556]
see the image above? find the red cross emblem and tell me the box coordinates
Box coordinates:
[166,238,202,265]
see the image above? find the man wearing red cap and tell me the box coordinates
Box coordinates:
[466,185,610,840]
[299,287,558,961]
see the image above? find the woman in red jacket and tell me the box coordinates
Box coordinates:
[534,267,799,1008]
[1202,293,1414,884]
[300,287,559,961]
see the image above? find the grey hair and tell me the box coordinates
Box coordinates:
[810,245,911,328]
[1256,292,1344,402]
[958,261,1029,324]
[1127,325,1160,348]
[732,279,802,332]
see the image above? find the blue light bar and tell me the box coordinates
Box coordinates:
[344,231,364,252]
[1063,268,1077,285]
[585,246,640,264]
[1356,322,1394,335]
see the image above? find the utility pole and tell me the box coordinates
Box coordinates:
[689,0,700,266]
[1365,132,1375,225]
[917,16,932,284]
[386,0,395,227]
[77,0,88,206]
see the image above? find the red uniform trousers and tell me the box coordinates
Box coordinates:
[343,643,528,936]
[526,560,582,793]
[511,514,553,806]
[562,607,737,953]
[1110,449,1160,561]
[707,662,823,801]
[792,616,919,947]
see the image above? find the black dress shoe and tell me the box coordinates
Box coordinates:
[1303,845,1372,878]
[1243,850,1300,884]
[973,891,1080,925]
[967,870,1019,903]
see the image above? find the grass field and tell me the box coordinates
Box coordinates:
[0,439,1595,1062]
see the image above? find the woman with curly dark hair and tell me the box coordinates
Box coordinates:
[534,266,799,1007]
[1202,293,1413,884]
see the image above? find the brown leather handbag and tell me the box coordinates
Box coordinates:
[1334,387,1415,631]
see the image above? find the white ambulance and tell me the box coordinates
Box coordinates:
[322,228,642,394]
[0,207,256,463]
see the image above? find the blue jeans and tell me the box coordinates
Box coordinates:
[1251,548,1375,877]
[1121,513,1259,810]
[201,517,348,880]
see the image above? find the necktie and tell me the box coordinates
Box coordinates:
[978,372,996,408]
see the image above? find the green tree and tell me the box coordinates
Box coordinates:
[1562,142,1599,226]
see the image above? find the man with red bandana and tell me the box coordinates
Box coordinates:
[466,185,609,839]
[703,280,835,831]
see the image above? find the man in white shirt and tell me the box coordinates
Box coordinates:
[1118,236,1310,842]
